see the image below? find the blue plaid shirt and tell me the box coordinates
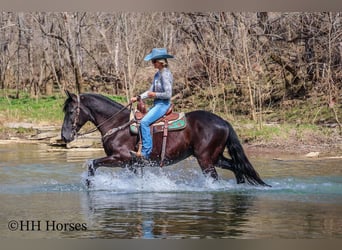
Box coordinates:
[140,68,173,100]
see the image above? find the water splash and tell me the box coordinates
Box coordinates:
[80,166,342,205]
[83,166,265,193]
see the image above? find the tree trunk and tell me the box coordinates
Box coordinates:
[63,12,84,93]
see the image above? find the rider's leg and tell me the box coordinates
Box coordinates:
[139,101,170,158]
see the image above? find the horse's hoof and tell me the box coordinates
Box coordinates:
[88,168,95,177]
[87,159,96,176]
[86,178,93,188]
[85,179,94,189]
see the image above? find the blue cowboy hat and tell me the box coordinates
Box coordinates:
[144,48,174,61]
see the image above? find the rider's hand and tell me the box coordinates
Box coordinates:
[130,96,138,103]
[147,92,156,98]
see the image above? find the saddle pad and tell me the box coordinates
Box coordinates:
[130,112,186,134]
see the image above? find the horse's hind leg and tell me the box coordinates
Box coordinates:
[196,155,219,180]
[202,165,219,180]
[217,156,234,171]
[217,155,245,184]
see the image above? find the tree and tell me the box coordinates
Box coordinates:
[0,12,340,126]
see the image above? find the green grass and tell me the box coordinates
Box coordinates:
[234,120,285,143]
[0,90,338,146]
[233,118,335,145]
[0,94,65,124]
[0,91,127,124]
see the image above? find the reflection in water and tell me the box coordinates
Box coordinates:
[82,191,255,239]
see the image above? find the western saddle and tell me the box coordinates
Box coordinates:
[131,99,186,166]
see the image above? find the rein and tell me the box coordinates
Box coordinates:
[102,119,135,142]
[73,95,133,138]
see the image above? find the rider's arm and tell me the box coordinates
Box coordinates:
[139,84,154,100]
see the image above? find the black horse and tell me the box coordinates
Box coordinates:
[61,91,269,186]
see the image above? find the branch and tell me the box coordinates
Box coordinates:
[81,45,105,75]
[30,14,67,46]
[270,54,297,77]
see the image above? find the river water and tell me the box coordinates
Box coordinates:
[0,143,341,239]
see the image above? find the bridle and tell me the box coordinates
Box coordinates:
[71,94,81,136]
[70,94,134,139]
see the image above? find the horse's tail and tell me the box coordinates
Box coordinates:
[225,122,270,187]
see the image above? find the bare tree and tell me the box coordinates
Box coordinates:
[0,12,340,126]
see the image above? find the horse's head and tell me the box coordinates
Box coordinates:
[61,91,89,143]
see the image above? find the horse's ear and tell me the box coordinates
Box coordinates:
[65,89,72,98]
[65,89,76,100]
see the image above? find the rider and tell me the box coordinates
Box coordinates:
[130,48,174,159]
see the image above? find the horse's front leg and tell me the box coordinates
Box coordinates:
[85,155,129,188]
[87,155,127,177]
[87,159,96,177]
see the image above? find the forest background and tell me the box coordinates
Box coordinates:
[0,12,341,153]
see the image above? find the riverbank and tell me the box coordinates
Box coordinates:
[1,92,341,158]
[0,121,340,159]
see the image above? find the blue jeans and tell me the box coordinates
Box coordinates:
[140,99,170,158]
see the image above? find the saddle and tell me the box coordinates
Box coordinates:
[130,102,186,134]
[130,100,187,166]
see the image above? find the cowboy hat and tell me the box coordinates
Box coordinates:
[144,48,174,61]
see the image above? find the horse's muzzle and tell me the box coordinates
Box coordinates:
[61,131,75,143]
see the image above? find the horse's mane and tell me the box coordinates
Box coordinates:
[85,93,125,109]
[63,93,125,113]
[63,96,73,113]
